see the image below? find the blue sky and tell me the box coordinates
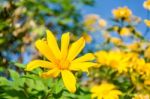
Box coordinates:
[82,0,148,34]
[83,0,146,19]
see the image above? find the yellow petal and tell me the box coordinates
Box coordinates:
[72,53,95,63]
[91,93,98,99]
[61,32,70,59]
[67,37,85,61]
[69,62,97,72]
[144,80,150,85]
[91,85,100,93]
[25,60,55,71]
[46,29,61,59]
[61,70,76,93]
[35,40,56,63]
[91,86,103,99]
[100,83,116,91]
[41,68,60,78]
[110,90,122,95]
[97,96,103,99]
[105,90,122,99]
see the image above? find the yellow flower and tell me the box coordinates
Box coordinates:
[98,19,107,28]
[126,16,141,23]
[113,26,119,32]
[132,94,150,99]
[112,6,132,20]
[133,59,146,75]
[84,14,99,31]
[144,19,150,27]
[144,46,150,59]
[25,29,97,93]
[110,37,123,45]
[143,0,150,10]
[95,50,108,66]
[144,79,150,85]
[103,32,111,39]
[127,42,141,52]
[133,58,150,76]
[119,27,131,36]
[95,50,131,73]
[91,83,122,99]
[83,33,92,43]
[126,52,139,67]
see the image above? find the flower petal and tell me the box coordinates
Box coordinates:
[61,32,70,59]
[72,53,95,63]
[67,37,85,61]
[91,93,98,99]
[41,68,60,78]
[35,40,56,63]
[46,29,61,59]
[61,70,76,93]
[109,90,122,96]
[91,85,100,93]
[105,90,122,99]
[25,60,55,71]
[69,62,97,73]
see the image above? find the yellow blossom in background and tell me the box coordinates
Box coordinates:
[144,79,150,85]
[98,19,107,28]
[127,42,141,52]
[85,14,99,21]
[102,32,111,39]
[133,59,146,75]
[83,33,92,43]
[132,94,150,99]
[95,50,131,73]
[110,37,123,45]
[95,50,107,66]
[144,19,150,27]
[119,27,131,36]
[143,0,150,10]
[126,15,141,23]
[126,52,139,67]
[113,26,119,32]
[143,63,150,76]
[132,58,150,76]
[112,6,132,20]
[25,29,97,93]
[91,83,122,99]
[84,14,107,31]
[144,46,150,59]
[84,14,99,31]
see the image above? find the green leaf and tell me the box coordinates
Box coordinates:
[8,69,26,90]
[78,94,91,99]
[13,62,26,69]
[0,67,4,72]
[34,80,46,91]
[54,78,64,94]
[9,69,20,81]
[0,77,9,86]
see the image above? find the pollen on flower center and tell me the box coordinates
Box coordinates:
[56,59,70,70]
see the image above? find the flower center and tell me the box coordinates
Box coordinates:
[56,59,70,70]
